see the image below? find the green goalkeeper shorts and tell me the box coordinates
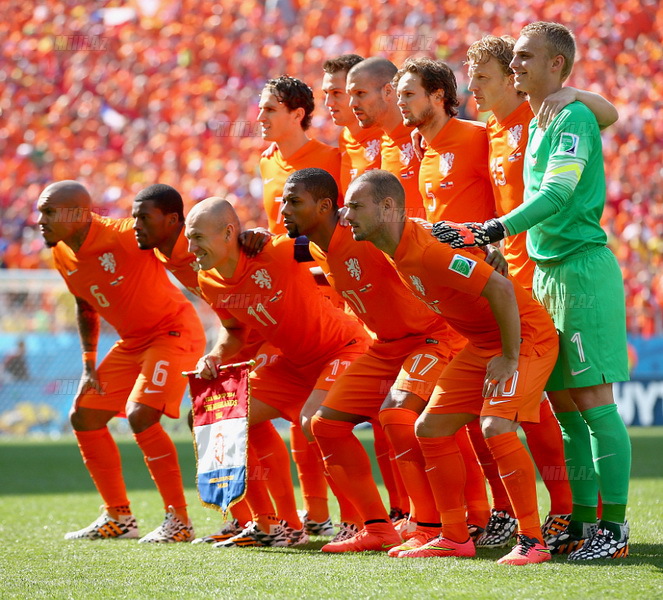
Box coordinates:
[533,245,629,391]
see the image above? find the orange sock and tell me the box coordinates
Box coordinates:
[521,399,573,515]
[380,408,439,524]
[456,424,490,528]
[323,466,362,525]
[390,448,411,515]
[312,415,389,523]
[290,423,328,522]
[300,434,362,525]
[417,435,469,542]
[372,422,398,507]
[75,428,129,516]
[134,423,187,521]
[244,444,277,520]
[372,421,409,513]
[229,499,252,525]
[485,432,542,542]
[250,421,301,528]
[466,418,513,513]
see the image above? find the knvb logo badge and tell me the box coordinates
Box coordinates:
[251,269,272,289]
[345,257,362,281]
[364,139,381,161]
[376,34,434,52]
[99,252,116,274]
[54,36,109,52]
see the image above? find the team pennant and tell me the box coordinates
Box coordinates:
[185,361,254,516]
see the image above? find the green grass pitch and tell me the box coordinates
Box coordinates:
[1,427,661,599]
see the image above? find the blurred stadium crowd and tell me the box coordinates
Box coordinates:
[1,0,661,335]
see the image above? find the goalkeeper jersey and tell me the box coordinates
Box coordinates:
[501,102,607,264]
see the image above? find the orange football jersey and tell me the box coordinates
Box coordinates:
[308,223,448,342]
[339,125,383,194]
[487,101,535,288]
[52,214,198,344]
[390,219,557,355]
[197,234,369,367]
[419,118,495,224]
[154,228,264,360]
[260,139,341,233]
[380,123,425,219]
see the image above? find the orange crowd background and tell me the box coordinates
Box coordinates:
[1,0,661,335]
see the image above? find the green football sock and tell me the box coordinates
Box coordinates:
[555,410,599,522]
[582,404,631,525]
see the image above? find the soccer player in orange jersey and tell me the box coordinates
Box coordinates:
[281,167,454,553]
[346,57,425,218]
[185,197,371,548]
[344,170,559,565]
[37,181,206,543]
[323,55,411,519]
[258,76,341,233]
[130,183,297,544]
[393,57,495,224]
[465,34,619,552]
[258,77,349,529]
[322,55,383,194]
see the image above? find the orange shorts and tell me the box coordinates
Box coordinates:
[250,340,368,423]
[322,332,450,420]
[425,341,558,423]
[78,329,206,419]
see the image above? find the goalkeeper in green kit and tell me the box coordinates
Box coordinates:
[432,21,631,561]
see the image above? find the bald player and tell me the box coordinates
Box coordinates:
[37,181,206,543]
[346,57,425,218]
[185,197,370,548]
[130,183,298,545]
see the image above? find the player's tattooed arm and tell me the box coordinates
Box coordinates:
[196,317,248,379]
[74,296,104,401]
[75,295,99,356]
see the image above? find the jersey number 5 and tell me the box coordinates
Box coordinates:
[490,157,506,187]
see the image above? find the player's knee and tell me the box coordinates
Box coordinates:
[69,406,84,430]
[480,416,515,439]
[126,404,161,433]
[414,412,435,438]
[300,414,314,442]
[310,412,353,439]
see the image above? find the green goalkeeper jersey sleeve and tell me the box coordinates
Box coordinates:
[501,102,608,264]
